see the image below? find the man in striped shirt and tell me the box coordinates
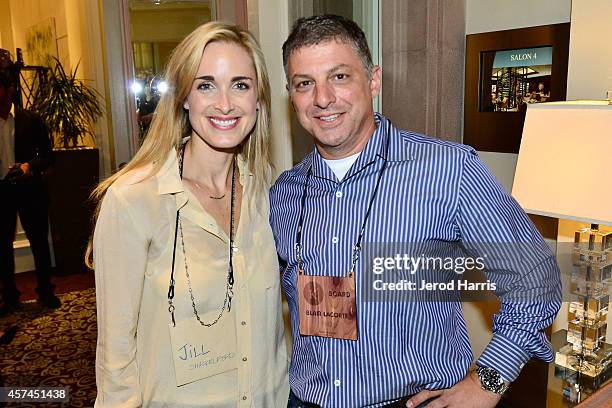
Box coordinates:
[270,15,561,408]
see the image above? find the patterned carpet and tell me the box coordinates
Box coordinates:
[0,288,97,407]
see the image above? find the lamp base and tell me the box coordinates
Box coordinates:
[554,363,612,404]
[555,342,612,377]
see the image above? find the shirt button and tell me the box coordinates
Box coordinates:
[242,396,247,400]
[242,356,248,362]
[335,191,343,198]
[334,379,341,387]
[232,246,239,253]
[331,236,339,244]
[241,321,247,326]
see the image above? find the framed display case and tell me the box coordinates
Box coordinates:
[464,23,570,153]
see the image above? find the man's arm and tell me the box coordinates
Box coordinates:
[457,149,561,382]
[408,148,561,408]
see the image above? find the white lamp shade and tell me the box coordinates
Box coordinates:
[512,101,612,226]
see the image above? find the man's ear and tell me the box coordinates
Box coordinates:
[370,66,382,98]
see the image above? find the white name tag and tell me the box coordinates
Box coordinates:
[169,312,238,386]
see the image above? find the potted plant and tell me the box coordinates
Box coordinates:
[31,58,103,275]
[31,57,103,148]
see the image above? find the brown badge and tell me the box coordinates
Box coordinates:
[298,270,358,341]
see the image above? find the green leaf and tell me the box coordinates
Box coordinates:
[30,57,103,148]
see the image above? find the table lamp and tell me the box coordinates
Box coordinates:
[512,101,611,385]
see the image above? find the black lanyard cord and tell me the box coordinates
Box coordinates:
[228,159,236,287]
[295,126,391,275]
[168,145,236,327]
[168,207,180,326]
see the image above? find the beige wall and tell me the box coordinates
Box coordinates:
[248,0,292,177]
[466,0,571,35]
[566,0,612,100]
[64,0,102,149]
[8,0,69,67]
[0,1,14,51]
[7,0,104,86]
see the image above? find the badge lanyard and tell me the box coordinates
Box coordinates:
[167,145,236,327]
[294,129,391,277]
[295,127,391,341]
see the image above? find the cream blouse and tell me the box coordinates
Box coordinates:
[93,150,289,407]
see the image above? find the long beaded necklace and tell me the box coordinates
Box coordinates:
[167,146,236,327]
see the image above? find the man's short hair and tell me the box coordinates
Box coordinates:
[282,14,373,80]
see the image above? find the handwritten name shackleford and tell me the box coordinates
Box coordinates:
[178,343,235,371]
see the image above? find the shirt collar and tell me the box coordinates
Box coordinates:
[297,113,414,181]
[156,149,183,196]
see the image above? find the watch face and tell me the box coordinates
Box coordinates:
[478,366,506,394]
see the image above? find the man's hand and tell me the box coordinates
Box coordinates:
[406,371,501,408]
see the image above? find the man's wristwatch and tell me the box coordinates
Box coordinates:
[476,366,510,395]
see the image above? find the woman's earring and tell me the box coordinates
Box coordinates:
[183,102,189,110]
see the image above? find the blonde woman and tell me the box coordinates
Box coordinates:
[87,22,288,407]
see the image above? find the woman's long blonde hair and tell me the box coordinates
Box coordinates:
[85,22,273,268]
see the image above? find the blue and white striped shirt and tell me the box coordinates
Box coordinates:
[269,114,561,407]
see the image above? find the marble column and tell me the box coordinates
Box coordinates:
[381,0,465,142]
